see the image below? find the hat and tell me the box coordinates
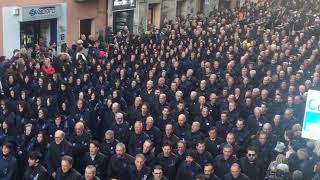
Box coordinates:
[274,142,286,153]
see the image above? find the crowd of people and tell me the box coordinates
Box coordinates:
[0,0,320,180]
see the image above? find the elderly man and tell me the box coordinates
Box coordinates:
[107,143,134,180]
[46,130,73,178]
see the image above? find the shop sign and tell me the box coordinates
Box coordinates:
[113,0,136,11]
[302,89,320,141]
[21,5,61,21]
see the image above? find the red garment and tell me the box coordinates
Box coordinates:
[41,65,55,75]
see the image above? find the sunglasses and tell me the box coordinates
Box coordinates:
[248,154,256,157]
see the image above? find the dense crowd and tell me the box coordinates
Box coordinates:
[0,0,320,180]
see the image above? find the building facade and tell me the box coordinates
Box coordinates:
[0,0,238,57]
[0,0,106,57]
[107,0,223,34]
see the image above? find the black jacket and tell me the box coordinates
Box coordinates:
[55,168,82,180]
[156,153,177,180]
[128,132,149,155]
[111,121,130,144]
[46,140,73,174]
[223,173,250,180]
[176,161,202,180]
[205,137,225,158]
[107,154,134,180]
[100,139,118,161]
[239,157,263,180]
[194,151,214,168]
[23,164,50,180]
[81,152,107,179]
[130,166,151,180]
[0,154,16,180]
[214,154,238,178]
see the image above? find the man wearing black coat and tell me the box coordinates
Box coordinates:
[205,127,225,158]
[128,121,150,155]
[176,151,202,180]
[186,121,205,148]
[239,146,263,180]
[69,122,91,171]
[0,143,17,180]
[46,130,73,178]
[81,141,107,179]
[223,163,250,180]
[110,112,130,144]
[194,141,214,168]
[130,154,151,180]
[55,155,82,180]
[100,130,118,161]
[214,144,238,179]
[23,151,50,180]
[203,163,222,180]
[145,116,162,153]
[156,143,178,180]
[107,143,135,180]
[82,165,101,180]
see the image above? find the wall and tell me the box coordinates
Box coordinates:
[66,0,106,43]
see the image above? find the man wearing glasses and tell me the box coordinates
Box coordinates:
[239,146,263,180]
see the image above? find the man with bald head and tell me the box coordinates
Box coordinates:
[128,121,150,155]
[141,80,155,106]
[46,130,73,178]
[69,121,92,171]
[145,116,162,153]
[186,121,205,148]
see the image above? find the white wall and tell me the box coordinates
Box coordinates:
[3,7,21,58]
[2,3,67,57]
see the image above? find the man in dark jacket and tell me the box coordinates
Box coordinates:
[239,146,263,180]
[23,151,50,180]
[205,127,225,158]
[214,144,238,179]
[128,121,150,155]
[194,140,214,168]
[100,130,118,161]
[107,142,134,180]
[0,143,17,180]
[130,154,151,180]
[55,155,82,180]
[176,151,202,180]
[203,163,222,180]
[110,112,130,144]
[82,165,101,180]
[46,130,73,178]
[223,163,250,180]
[157,143,177,180]
[150,165,169,180]
[81,141,107,179]
[69,121,91,171]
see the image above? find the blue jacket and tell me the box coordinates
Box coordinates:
[0,154,17,180]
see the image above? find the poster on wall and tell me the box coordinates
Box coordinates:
[113,0,136,11]
[302,90,320,141]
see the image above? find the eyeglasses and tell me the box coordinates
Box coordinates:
[248,154,256,157]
